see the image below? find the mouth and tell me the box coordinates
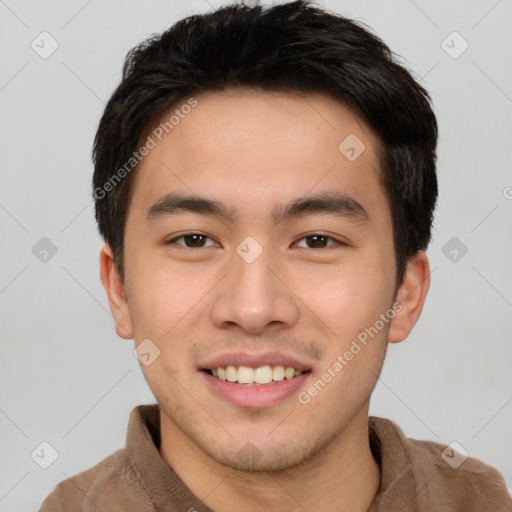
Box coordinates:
[203,365,309,385]
[199,352,313,408]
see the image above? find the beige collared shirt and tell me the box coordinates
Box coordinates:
[39,404,512,511]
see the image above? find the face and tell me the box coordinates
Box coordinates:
[103,89,423,472]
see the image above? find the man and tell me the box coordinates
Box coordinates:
[40,1,512,510]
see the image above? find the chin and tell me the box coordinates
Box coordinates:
[209,441,315,473]
[191,424,335,474]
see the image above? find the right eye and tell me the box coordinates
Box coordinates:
[166,233,218,248]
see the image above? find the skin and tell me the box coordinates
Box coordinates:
[100,88,430,511]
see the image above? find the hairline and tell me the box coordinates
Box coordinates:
[114,86,399,283]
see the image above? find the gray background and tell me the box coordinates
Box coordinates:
[1,0,511,509]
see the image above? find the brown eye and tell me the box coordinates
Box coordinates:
[168,234,216,248]
[295,234,339,249]
[183,234,207,247]
[306,235,328,248]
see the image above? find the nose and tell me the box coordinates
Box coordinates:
[210,246,300,335]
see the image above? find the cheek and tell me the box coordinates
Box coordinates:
[291,255,393,339]
[125,254,220,341]
[125,259,178,339]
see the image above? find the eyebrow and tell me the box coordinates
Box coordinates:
[146,191,369,225]
[271,191,369,225]
[147,194,236,221]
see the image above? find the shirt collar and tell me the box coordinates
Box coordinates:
[126,404,213,512]
[126,404,420,511]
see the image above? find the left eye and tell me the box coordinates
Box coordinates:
[168,234,217,248]
[294,234,340,249]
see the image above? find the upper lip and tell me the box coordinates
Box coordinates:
[199,351,312,372]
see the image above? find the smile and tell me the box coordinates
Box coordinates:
[205,365,306,385]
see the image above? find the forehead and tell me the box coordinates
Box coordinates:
[129,89,389,225]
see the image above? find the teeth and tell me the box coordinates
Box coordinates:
[225,365,238,383]
[208,365,305,385]
[284,367,295,380]
[273,365,285,381]
[254,365,273,384]
[238,366,255,384]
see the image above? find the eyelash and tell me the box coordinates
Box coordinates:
[166,233,344,249]
[167,233,218,248]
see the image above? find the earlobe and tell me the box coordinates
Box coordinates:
[99,244,134,339]
[388,251,430,344]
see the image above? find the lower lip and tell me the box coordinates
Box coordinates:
[201,371,311,408]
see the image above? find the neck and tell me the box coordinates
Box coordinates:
[159,408,381,512]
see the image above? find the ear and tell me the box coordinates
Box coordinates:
[99,244,133,339]
[388,251,430,344]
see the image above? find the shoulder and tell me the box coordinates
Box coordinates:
[38,448,152,512]
[409,437,511,504]
[403,434,512,510]
[369,417,512,510]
